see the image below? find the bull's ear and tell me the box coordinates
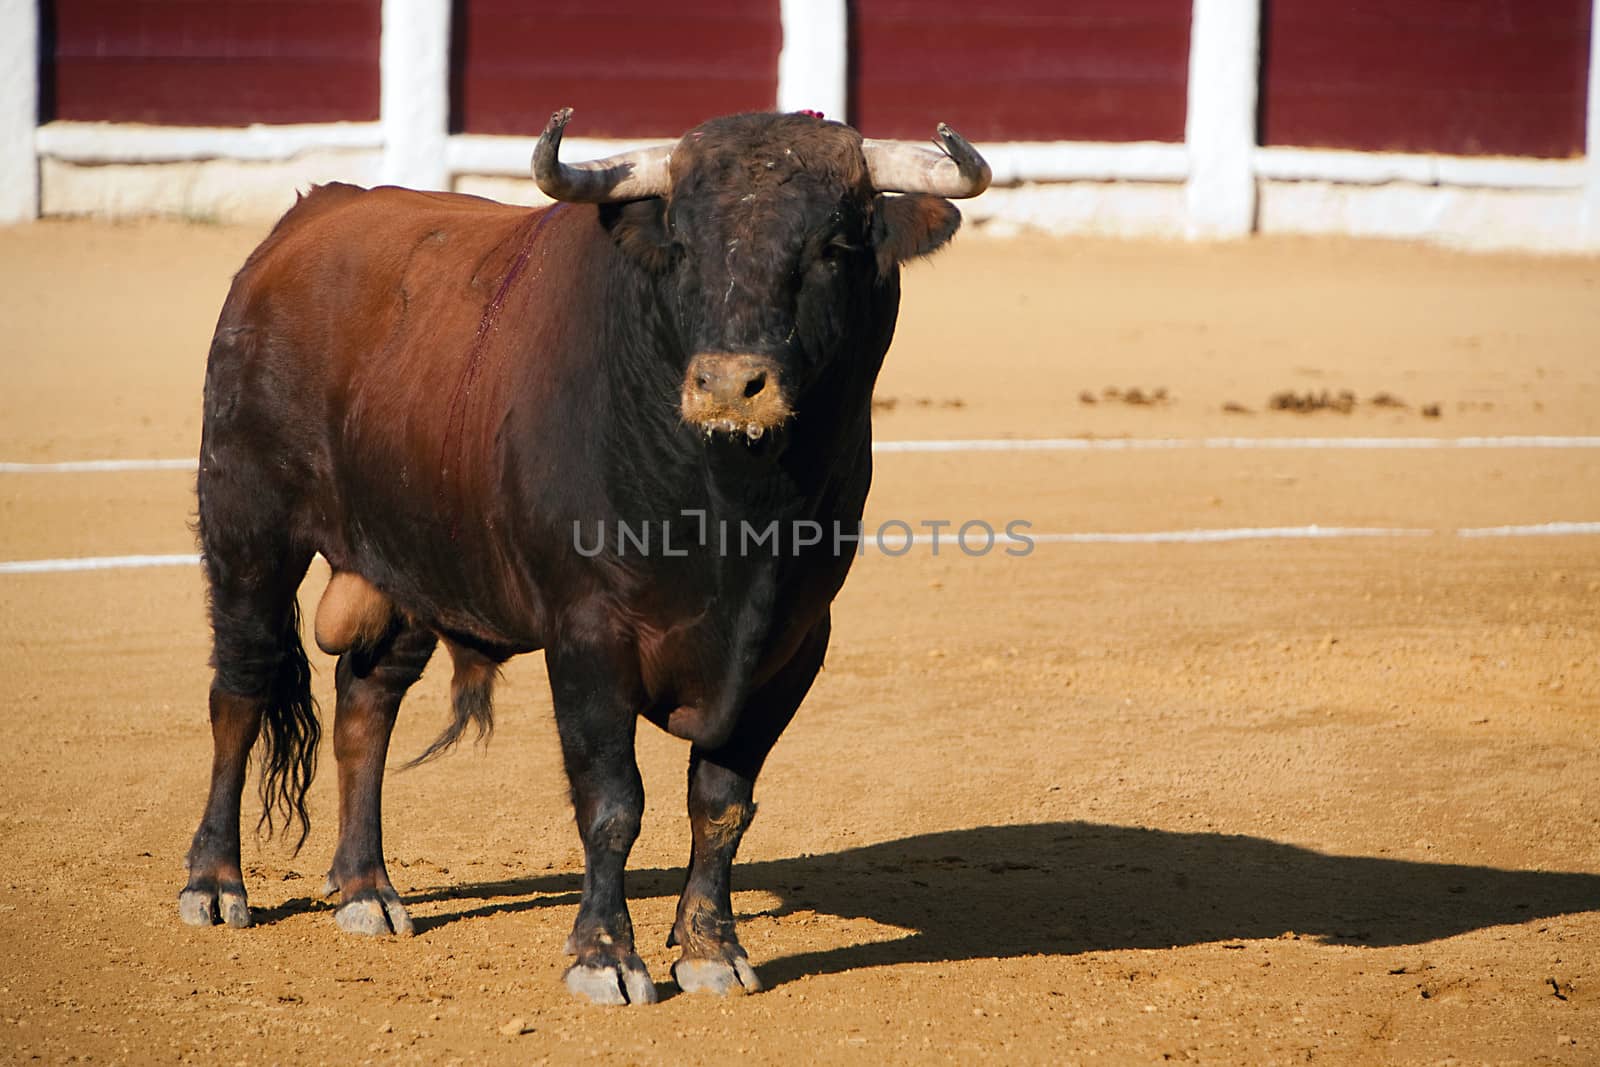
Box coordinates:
[874,193,961,273]
[598,199,678,274]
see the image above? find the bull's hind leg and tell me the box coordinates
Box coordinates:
[183,320,324,928]
[180,543,317,929]
[670,617,830,995]
[322,620,437,936]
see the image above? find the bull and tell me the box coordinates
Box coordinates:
[178,108,989,1003]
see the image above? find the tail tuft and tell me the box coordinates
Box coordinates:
[404,643,497,769]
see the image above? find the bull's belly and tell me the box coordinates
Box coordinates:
[314,524,546,656]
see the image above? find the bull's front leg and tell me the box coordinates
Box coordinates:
[670,617,829,996]
[546,625,656,1006]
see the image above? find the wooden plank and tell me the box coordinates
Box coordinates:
[849,0,1192,142]
[451,2,781,137]
[1260,0,1591,158]
[44,0,380,125]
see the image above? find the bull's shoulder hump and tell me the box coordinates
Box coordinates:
[265,181,369,235]
[269,184,535,243]
[344,187,551,237]
[245,186,548,278]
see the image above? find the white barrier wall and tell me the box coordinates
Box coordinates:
[1587,2,1600,246]
[8,0,1600,252]
[1184,0,1259,239]
[0,0,39,224]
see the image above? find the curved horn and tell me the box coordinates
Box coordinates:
[532,107,674,203]
[862,123,991,198]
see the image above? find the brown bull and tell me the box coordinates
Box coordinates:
[178,109,989,1003]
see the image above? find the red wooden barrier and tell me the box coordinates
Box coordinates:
[41,0,1593,163]
[450,1,781,137]
[44,0,381,126]
[1259,0,1592,158]
[849,0,1193,143]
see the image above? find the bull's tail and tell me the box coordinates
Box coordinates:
[203,567,321,853]
[254,616,320,849]
[404,639,498,769]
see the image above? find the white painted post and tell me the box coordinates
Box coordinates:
[1184,0,1261,239]
[1583,0,1600,248]
[0,0,40,222]
[381,0,452,190]
[777,0,848,120]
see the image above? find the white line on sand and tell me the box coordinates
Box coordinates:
[1457,522,1600,538]
[0,458,198,473]
[4,436,1600,473]
[0,553,201,575]
[1019,526,1435,545]
[872,435,1600,454]
[870,526,1434,551]
[5,521,1598,574]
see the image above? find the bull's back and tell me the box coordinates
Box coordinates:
[234,183,553,367]
[209,184,599,640]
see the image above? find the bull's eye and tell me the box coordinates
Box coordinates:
[822,238,859,263]
[813,239,861,279]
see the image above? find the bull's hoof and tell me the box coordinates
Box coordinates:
[178,886,251,929]
[334,889,413,937]
[564,955,658,1006]
[672,953,762,997]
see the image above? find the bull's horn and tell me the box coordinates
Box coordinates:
[532,107,674,203]
[862,123,991,198]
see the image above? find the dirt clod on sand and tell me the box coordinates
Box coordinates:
[1267,389,1449,420]
[1091,385,1171,406]
[1270,389,1358,414]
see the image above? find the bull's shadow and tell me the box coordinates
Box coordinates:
[408,822,1600,984]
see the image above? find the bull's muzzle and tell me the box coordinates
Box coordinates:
[681,353,791,440]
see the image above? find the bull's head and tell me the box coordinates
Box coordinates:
[532,109,990,443]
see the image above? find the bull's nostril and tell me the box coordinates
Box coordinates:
[744,372,767,399]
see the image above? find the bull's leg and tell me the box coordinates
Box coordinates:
[670,617,830,995]
[546,624,655,1005]
[323,621,437,936]
[178,688,266,928]
[180,542,315,929]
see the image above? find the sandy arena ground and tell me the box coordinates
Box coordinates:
[1,217,1597,1064]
